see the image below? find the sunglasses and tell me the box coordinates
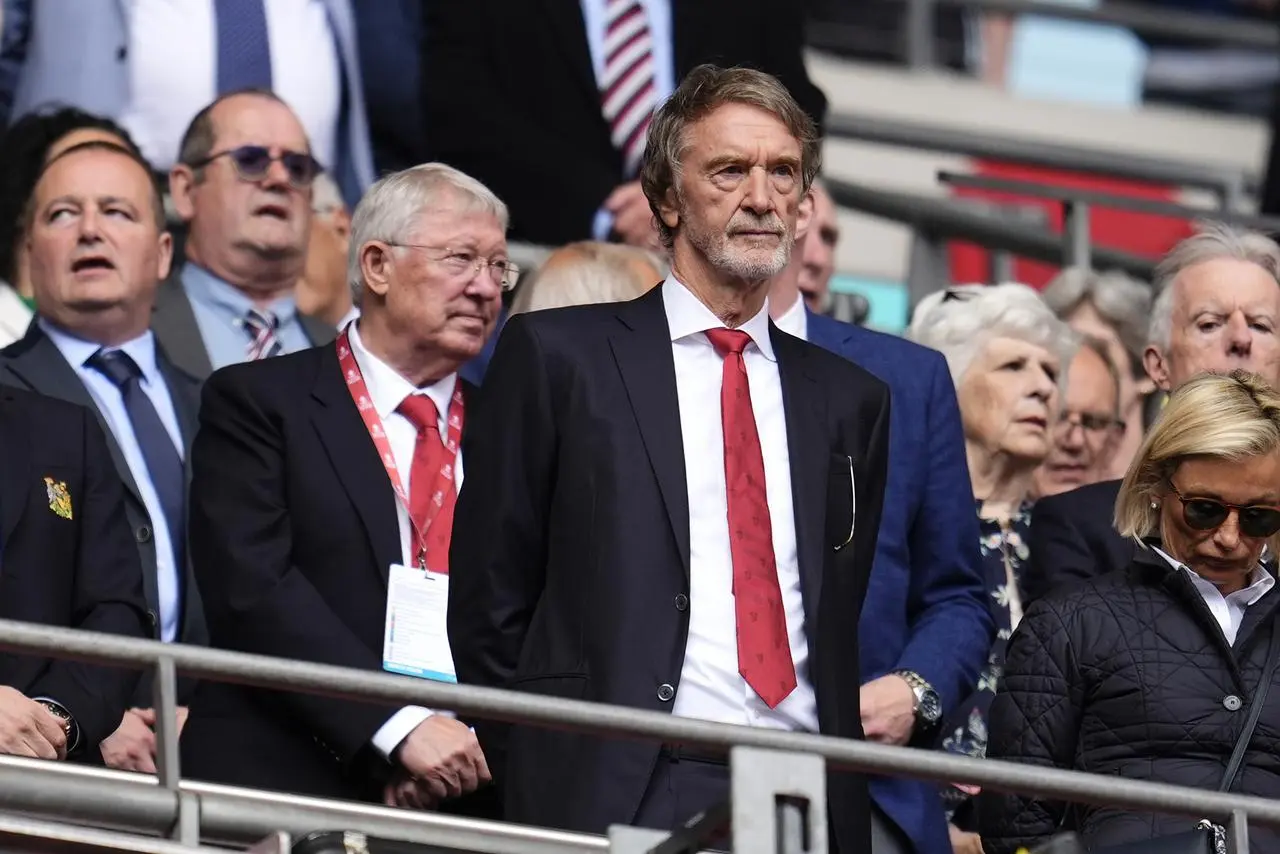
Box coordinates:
[1166,482,1280,538]
[189,145,322,188]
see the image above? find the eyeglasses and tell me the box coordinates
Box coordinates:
[386,244,521,291]
[188,145,323,189]
[1166,481,1280,538]
[1055,410,1124,439]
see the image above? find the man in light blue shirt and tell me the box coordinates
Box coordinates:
[0,139,207,772]
[154,90,337,381]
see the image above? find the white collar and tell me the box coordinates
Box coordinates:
[40,318,163,386]
[1154,546,1276,604]
[660,274,776,361]
[346,321,457,428]
[771,293,808,340]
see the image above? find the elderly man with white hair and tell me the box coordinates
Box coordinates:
[907,283,1078,854]
[1026,222,1280,605]
[181,163,510,816]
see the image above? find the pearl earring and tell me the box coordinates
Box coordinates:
[1151,501,1158,509]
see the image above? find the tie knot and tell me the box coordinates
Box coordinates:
[397,394,440,434]
[88,348,143,388]
[705,328,752,358]
[243,308,278,333]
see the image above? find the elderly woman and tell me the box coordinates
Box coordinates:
[980,371,1280,854]
[909,283,1078,852]
[1041,267,1154,479]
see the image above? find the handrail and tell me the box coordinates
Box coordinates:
[823,112,1254,204]
[4,619,1280,839]
[824,178,1156,277]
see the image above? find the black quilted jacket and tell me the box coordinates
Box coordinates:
[977,546,1280,853]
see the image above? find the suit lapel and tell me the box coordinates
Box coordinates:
[310,344,402,585]
[152,278,214,381]
[609,288,690,576]
[0,389,29,545]
[541,0,606,110]
[155,348,201,458]
[772,326,828,639]
[300,312,337,347]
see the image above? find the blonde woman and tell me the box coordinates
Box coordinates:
[980,371,1280,853]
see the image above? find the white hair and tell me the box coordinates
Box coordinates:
[311,172,345,216]
[1041,267,1151,378]
[509,241,667,315]
[1148,221,1280,351]
[347,163,509,305]
[908,283,1079,386]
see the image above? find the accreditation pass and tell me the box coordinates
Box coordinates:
[382,563,457,683]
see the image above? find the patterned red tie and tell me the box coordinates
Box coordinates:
[396,395,456,573]
[704,329,797,709]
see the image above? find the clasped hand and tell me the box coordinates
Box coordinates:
[383,715,490,810]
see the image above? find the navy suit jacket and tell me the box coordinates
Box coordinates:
[806,310,992,854]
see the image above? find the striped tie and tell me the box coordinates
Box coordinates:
[600,0,657,177]
[243,309,283,361]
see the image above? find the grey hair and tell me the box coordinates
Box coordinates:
[1075,334,1122,418]
[347,163,509,305]
[908,283,1079,386]
[1147,221,1280,351]
[1041,266,1151,379]
[311,171,345,216]
[510,241,667,315]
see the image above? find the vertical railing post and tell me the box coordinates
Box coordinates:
[1229,808,1251,854]
[1063,200,1092,270]
[905,0,937,70]
[152,655,197,844]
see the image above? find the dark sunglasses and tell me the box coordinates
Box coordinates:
[189,145,322,188]
[1166,482,1280,538]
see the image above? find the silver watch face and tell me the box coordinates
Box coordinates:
[918,689,942,724]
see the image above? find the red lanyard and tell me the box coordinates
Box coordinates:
[336,330,464,568]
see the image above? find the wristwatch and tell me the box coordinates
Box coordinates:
[36,699,78,754]
[891,670,942,731]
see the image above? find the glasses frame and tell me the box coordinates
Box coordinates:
[385,242,522,292]
[188,145,323,189]
[1165,481,1280,539]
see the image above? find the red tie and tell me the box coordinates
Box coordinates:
[704,329,797,709]
[396,395,456,573]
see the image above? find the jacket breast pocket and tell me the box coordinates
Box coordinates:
[826,453,856,552]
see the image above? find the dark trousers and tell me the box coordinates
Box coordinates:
[633,750,731,833]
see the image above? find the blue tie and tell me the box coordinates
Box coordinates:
[214,0,273,93]
[88,350,187,580]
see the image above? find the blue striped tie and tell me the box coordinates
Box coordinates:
[214,0,273,93]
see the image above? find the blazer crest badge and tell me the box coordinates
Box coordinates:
[44,477,72,520]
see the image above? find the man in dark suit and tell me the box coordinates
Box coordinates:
[449,66,889,853]
[1027,223,1280,603]
[0,384,151,762]
[183,163,509,811]
[156,90,337,383]
[770,196,990,854]
[0,140,208,772]
[423,0,826,248]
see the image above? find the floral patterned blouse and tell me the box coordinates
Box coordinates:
[936,499,1034,823]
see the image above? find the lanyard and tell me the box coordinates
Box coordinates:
[336,330,464,568]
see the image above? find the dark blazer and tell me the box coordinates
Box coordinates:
[422,0,828,246]
[806,310,990,854]
[0,384,151,751]
[448,287,891,854]
[181,342,478,801]
[0,323,208,705]
[151,278,338,382]
[1024,479,1133,606]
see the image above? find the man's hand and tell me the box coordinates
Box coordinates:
[859,674,918,746]
[395,716,490,804]
[604,181,662,250]
[383,767,435,810]
[948,823,985,854]
[0,687,66,760]
[101,708,157,773]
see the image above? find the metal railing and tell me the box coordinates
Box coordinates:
[0,619,1279,852]
[822,112,1255,209]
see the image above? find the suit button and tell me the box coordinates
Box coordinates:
[1224,694,1243,712]
[116,46,127,61]
[135,525,153,543]
[674,594,688,612]
[657,683,675,702]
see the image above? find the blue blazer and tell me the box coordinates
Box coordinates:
[0,0,375,207]
[807,310,992,854]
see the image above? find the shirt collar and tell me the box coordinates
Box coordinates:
[772,293,808,340]
[1153,546,1276,604]
[346,321,456,429]
[660,274,775,361]
[182,262,299,325]
[39,318,162,387]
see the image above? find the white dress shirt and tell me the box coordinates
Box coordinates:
[1155,547,1276,645]
[347,322,466,758]
[40,321,185,642]
[771,293,809,341]
[121,0,340,171]
[662,276,819,732]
